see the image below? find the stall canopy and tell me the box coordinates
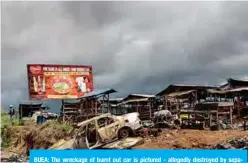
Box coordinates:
[121,94,155,104]
[78,88,117,99]
[166,90,196,98]
[156,84,217,96]
[207,87,248,94]
[220,78,248,90]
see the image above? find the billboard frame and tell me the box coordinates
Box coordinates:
[26,64,94,100]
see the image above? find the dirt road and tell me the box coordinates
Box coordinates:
[134,129,248,149]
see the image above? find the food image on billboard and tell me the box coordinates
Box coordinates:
[27,64,94,100]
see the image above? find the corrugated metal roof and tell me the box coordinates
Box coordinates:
[228,78,248,83]
[171,84,214,87]
[208,87,248,94]
[167,90,196,98]
[122,94,155,102]
[78,88,117,99]
[129,94,155,98]
[156,84,217,96]
[109,98,124,101]
[19,101,42,105]
[228,87,248,92]
[121,98,149,104]
[63,99,81,104]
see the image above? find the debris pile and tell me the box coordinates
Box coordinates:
[32,111,58,124]
[1,154,29,162]
[152,110,181,129]
[213,136,248,149]
[134,129,248,149]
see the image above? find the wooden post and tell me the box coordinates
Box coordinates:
[107,93,110,113]
[195,91,198,105]
[230,106,233,125]
[216,111,219,123]
[136,102,138,112]
[164,96,167,110]
[238,92,241,117]
[19,105,23,120]
[176,98,179,115]
[62,100,65,122]
[209,112,212,127]
[149,99,152,119]
[91,99,94,114]
[95,99,97,115]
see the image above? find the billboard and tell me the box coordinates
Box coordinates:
[27,64,93,100]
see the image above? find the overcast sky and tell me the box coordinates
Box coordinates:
[2,1,248,111]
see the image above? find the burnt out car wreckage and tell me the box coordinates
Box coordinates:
[49,113,144,149]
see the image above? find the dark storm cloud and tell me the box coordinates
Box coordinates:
[1,1,248,111]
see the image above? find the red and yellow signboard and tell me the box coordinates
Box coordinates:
[27,64,94,100]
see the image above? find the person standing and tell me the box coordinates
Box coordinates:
[8,105,15,124]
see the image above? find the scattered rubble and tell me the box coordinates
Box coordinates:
[152,110,181,129]
[213,136,248,149]
[1,154,29,162]
[210,120,247,131]
[134,129,248,149]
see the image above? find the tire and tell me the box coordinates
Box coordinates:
[118,127,131,139]
[174,119,181,126]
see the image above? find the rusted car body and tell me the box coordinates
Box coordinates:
[49,113,143,149]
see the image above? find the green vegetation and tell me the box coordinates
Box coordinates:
[1,113,16,148]
[1,113,19,127]
[1,112,32,127]
[1,112,73,150]
[43,120,73,132]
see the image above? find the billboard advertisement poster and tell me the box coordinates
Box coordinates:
[27,64,93,100]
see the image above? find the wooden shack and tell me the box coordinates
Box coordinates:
[60,99,81,123]
[205,78,248,117]
[120,94,157,120]
[207,87,248,117]
[100,98,123,115]
[61,88,117,124]
[180,102,234,128]
[156,84,216,114]
[165,90,197,114]
[19,102,46,119]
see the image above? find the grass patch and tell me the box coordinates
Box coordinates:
[43,120,73,132]
[1,113,19,126]
[1,113,34,149]
[1,113,14,148]
[1,113,73,150]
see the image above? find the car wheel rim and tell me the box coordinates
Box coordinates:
[120,130,129,138]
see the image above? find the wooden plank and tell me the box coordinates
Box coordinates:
[217,112,232,115]
[63,107,80,110]
[230,106,233,125]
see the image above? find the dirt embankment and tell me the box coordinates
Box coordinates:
[2,121,248,156]
[2,121,73,155]
[135,129,248,149]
